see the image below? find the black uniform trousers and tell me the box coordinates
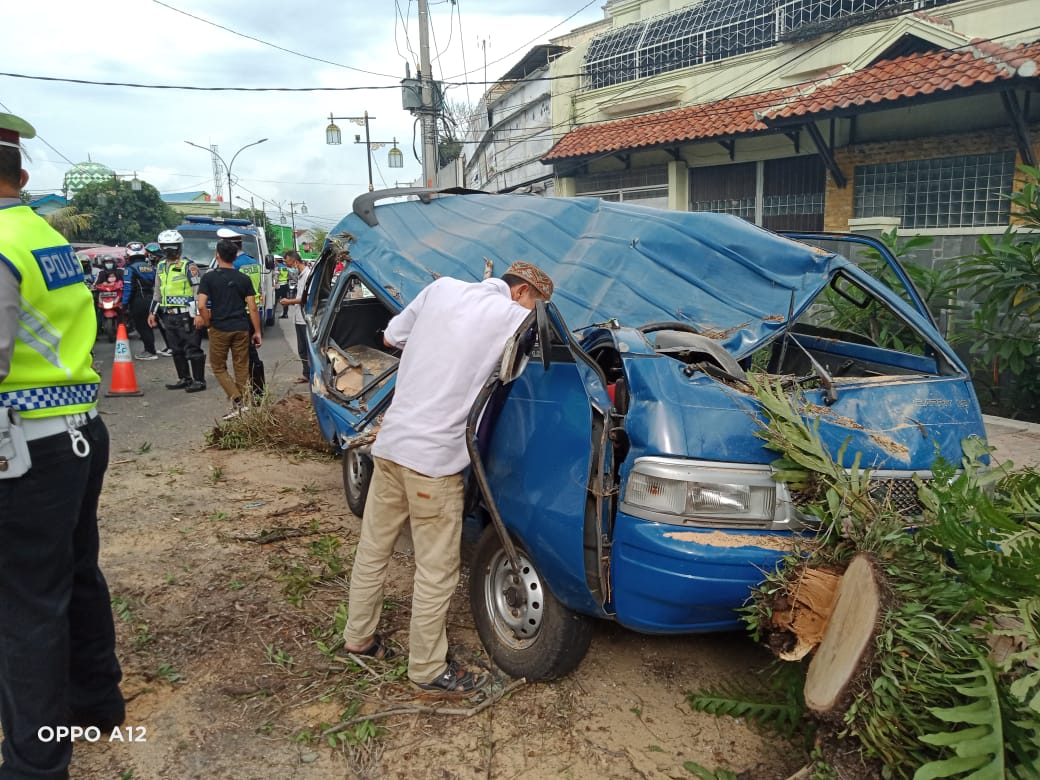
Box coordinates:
[276,284,290,317]
[0,415,123,780]
[160,311,205,382]
[127,295,155,354]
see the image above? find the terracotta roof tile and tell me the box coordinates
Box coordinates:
[543,86,797,162]
[544,40,1040,163]
[761,39,1040,122]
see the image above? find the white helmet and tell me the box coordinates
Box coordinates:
[216,227,243,241]
[157,229,183,244]
[157,229,184,258]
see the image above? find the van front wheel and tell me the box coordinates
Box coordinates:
[469,525,592,681]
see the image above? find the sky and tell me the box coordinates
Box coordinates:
[3,0,607,234]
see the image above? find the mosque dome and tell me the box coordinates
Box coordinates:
[64,159,116,197]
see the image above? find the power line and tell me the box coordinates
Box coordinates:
[0,72,407,92]
[394,0,417,64]
[455,0,472,106]
[0,98,76,166]
[149,0,399,80]
[443,0,600,82]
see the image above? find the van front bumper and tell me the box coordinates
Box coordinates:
[610,512,795,633]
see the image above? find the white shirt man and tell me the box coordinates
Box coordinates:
[342,261,554,697]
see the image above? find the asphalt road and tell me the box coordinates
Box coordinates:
[95,316,307,459]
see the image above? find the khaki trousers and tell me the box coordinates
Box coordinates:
[208,327,250,402]
[344,456,464,684]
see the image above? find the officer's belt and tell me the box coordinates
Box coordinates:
[163,307,191,315]
[18,408,98,442]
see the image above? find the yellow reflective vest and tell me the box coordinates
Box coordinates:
[0,204,100,419]
[157,259,197,307]
[233,254,262,306]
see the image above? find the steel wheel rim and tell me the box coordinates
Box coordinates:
[482,547,544,649]
[346,451,364,499]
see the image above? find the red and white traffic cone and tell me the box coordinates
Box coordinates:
[105,322,144,397]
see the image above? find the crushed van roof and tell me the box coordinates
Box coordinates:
[328,192,845,356]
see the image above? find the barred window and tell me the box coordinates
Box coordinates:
[691,157,825,231]
[583,0,958,90]
[854,152,1016,229]
[575,166,669,209]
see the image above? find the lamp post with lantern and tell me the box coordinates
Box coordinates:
[325,112,404,191]
[185,138,268,212]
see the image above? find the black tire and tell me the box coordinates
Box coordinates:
[102,317,117,343]
[469,525,593,681]
[342,449,373,518]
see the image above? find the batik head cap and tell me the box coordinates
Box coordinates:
[505,260,554,300]
[0,113,36,152]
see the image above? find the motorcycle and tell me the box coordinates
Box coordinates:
[95,286,123,343]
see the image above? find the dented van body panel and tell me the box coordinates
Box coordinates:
[305,190,985,674]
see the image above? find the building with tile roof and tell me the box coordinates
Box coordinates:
[544,0,1040,242]
[160,190,222,216]
[460,44,572,195]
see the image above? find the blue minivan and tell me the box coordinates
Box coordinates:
[304,189,986,681]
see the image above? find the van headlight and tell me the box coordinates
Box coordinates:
[621,457,797,530]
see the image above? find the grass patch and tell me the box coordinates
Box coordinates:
[207,394,331,456]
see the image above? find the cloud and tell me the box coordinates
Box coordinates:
[5,0,605,224]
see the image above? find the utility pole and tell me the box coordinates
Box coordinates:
[417,0,438,188]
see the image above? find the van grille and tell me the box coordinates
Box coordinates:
[791,475,928,516]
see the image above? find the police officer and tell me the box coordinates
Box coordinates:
[147,230,207,392]
[275,255,290,318]
[122,242,160,360]
[144,242,172,356]
[217,228,262,312]
[0,112,125,779]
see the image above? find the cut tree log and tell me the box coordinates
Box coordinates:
[769,566,842,661]
[804,553,882,715]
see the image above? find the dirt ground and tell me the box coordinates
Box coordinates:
[65,406,805,780]
[25,318,1040,780]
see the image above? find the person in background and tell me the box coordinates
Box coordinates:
[122,242,160,360]
[0,110,125,779]
[198,239,262,420]
[216,228,262,312]
[144,242,172,356]
[274,255,290,318]
[148,230,207,392]
[217,228,265,399]
[279,250,312,385]
[94,270,122,295]
[341,261,554,697]
[92,254,121,286]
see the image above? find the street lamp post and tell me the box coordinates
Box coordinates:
[325,112,403,191]
[185,138,268,212]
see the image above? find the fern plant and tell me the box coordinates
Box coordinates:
[738,377,1040,778]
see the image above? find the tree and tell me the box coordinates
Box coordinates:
[957,164,1040,419]
[438,98,477,168]
[44,206,92,240]
[71,179,180,245]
